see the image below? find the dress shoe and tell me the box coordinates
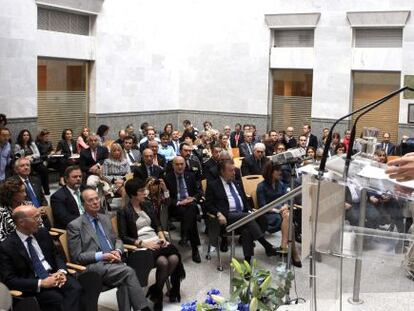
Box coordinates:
[146,284,163,311]
[265,246,278,257]
[220,238,229,252]
[291,257,302,268]
[192,248,201,263]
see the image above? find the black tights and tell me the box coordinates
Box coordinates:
[155,254,179,289]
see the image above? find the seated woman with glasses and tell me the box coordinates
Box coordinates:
[117,178,185,310]
[256,161,302,267]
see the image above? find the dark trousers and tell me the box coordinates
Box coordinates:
[227,212,265,257]
[171,202,201,248]
[36,275,81,311]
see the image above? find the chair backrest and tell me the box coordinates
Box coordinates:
[111,215,119,236]
[242,175,264,210]
[232,148,240,158]
[44,206,55,228]
[58,231,71,262]
[234,157,243,169]
[201,179,207,194]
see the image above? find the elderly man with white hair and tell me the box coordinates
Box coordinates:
[241,142,269,176]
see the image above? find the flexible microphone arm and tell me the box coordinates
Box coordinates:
[319,86,414,177]
[343,86,414,178]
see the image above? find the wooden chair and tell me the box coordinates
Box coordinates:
[234,157,243,169]
[232,148,240,158]
[242,175,264,210]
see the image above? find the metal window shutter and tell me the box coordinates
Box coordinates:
[274,29,314,47]
[354,28,402,48]
[37,91,88,147]
[37,7,89,36]
[272,95,312,137]
[352,96,399,144]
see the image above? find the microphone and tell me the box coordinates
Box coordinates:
[271,148,306,165]
[319,86,414,178]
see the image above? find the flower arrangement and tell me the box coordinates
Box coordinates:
[181,258,294,311]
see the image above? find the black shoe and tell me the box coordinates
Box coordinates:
[220,238,228,253]
[265,246,278,257]
[178,239,188,247]
[169,287,181,303]
[192,248,201,263]
[291,257,302,268]
[146,284,163,311]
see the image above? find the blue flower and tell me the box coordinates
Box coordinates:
[181,300,197,311]
[207,289,221,296]
[237,303,249,311]
[205,289,221,305]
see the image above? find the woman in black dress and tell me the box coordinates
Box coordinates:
[117,178,185,310]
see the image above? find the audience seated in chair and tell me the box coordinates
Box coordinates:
[238,131,254,158]
[123,135,141,168]
[56,129,80,186]
[0,205,81,311]
[66,188,150,311]
[79,133,109,181]
[241,143,269,176]
[133,148,164,180]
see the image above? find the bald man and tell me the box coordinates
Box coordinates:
[0,206,81,311]
[165,156,203,263]
[133,148,164,180]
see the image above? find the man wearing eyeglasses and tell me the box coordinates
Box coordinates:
[0,205,81,311]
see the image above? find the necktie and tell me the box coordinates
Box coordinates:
[149,165,154,176]
[74,190,84,214]
[178,175,187,200]
[92,150,97,162]
[92,218,112,253]
[26,236,49,279]
[24,178,40,208]
[127,150,135,163]
[227,182,242,212]
[247,144,252,155]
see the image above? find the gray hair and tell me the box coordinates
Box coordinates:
[253,142,266,151]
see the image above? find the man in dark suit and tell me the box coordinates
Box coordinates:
[241,143,269,176]
[67,188,149,311]
[123,135,141,167]
[205,160,277,262]
[285,126,297,149]
[303,124,318,149]
[379,132,395,156]
[10,157,50,229]
[0,205,81,311]
[203,145,222,182]
[230,123,244,148]
[177,142,202,181]
[169,130,181,155]
[51,166,84,229]
[79,134,109,179]
[265,130,279,156]
[148,140,167,169]
[238,131,255,158]
[165,156,202,263]
[133,149,164,180]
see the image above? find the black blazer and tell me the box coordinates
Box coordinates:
[56,139,78,158]
[285,137,297,149]
[205,178,251,218]
[133,163,164,180]
[241,155,269,176]
[230,131,244,148]
[164,171,203,207]
[10,175,48,207]
[238,142,254,158]
[79,146,109,175]
[50,186,82,229]
[379,142,396,156]
[117,201,160,245]
[203,159,242,182]
[0,228,66,293]
[307,134,318,149]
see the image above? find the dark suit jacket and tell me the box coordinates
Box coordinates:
[203,158,242,182]
[239,142,254,158]
[166,156,203,181]
[133,163,164,180]
[156,154,166,169]
[241,155,269,176]
[230,131,244,148]
[205,178,251,218]
[50,186,82,229]
[307,134,318,149]
[117,201,160,245]
[79,146,109,176]
[379,142,396,156]
[164,171,203,208]
[9,175,48,207]
[56,139,78,158]
[285,137,297,149]
[0,228,66,293]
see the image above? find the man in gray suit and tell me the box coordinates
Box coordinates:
[67,188,150,311]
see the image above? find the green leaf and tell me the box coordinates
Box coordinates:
[249,297,258,311]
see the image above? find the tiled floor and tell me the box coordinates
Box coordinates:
[45,184,414,311]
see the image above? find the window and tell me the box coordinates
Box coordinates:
[352,71,400,143]
[37,59,89,146]
[37,7,90,36]
[353,28,402,48]
[272,69,313,132]
[274,29,314,47]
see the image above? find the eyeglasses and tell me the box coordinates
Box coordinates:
[24,215,42,221]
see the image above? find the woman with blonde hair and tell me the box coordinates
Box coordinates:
[101,143,130,195]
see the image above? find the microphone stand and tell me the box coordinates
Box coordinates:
[310,86,414,311]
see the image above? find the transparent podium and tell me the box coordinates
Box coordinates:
[301,156,414,311]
